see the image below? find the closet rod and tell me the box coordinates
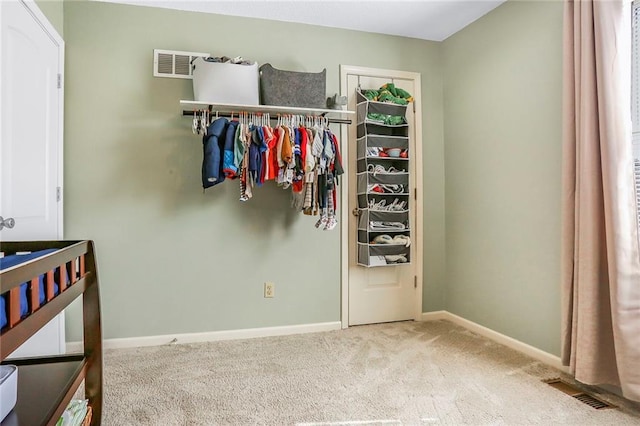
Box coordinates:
[182,110,352,125]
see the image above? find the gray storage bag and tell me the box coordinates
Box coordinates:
[259,63,326,109]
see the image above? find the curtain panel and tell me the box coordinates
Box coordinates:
[561,0,640,402]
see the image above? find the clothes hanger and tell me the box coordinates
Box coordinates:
[192,110,198,134]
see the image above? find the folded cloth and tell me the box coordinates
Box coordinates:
[370,221,406,231]
[56,399,88,426]
[392,235,411,247]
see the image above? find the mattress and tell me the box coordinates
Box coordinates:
[0,249,60,329]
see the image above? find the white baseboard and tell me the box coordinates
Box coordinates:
[421,311,568,372]
[66,321,342,352]
[67,313,565,373]
[420,310,449,321]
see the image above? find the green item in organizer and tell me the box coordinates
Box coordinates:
[395,87,414,102]
[381,82,399,97]
[366,113,386,123]
[379,83,414,104]
[386,115,405,125]
[367,113,405,125]
[364,90,379,101]
[378,90,408,105]
[362,83,414,105]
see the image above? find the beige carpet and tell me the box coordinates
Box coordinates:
[103,320,640,425]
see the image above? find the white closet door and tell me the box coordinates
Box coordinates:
[1,0,65,358]
[344,68,421,326]
[1,0,61,241]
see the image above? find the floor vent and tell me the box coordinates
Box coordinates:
[543,378,615,410]
[574,393,612,409]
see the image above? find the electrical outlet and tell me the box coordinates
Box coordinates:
[264,282,275,298]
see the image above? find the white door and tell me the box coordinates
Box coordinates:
[1,0,65,357]
[1,0,62,241]
[341,66,423,326]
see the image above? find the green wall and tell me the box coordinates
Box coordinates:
[61,0,565,356]
[442,0,564,355]
[35,0,63,37]
[62,1,446,340]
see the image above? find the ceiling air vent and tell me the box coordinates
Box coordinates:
[153,49,209,79]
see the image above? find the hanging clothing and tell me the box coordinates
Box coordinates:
[222,120,239,179]
[200,117,344,230]
[202,117,228,189]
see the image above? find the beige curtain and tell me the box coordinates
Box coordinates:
[562,0,640,402]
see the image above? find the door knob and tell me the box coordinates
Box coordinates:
[352,208,361,217]
[0,216,15,230]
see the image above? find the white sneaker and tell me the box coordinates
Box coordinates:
[385,254,408,263]
[315,215,328,229]
[325,217,338,231]
[372,234,393,244]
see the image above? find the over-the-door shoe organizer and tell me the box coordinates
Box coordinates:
[356,89,412,267]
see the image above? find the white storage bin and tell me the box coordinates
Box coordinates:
[192,58,259,105]
[0,365,17,422]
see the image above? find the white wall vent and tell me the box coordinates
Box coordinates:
[153,49,209,79]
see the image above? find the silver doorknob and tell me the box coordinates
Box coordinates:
[0,216,15,230]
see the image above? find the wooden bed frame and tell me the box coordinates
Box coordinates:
[0,240,102,426]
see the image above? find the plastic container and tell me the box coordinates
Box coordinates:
[192,58,260,105]
[386,148,402,158]
[0,365,17,422]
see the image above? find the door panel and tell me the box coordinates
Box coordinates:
[347,72,418,326]
[1,0,65,358]
[1,0,60,241]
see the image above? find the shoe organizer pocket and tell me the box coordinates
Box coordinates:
[357,102,408,124]
[358,99,408,117]
[357,135,409,158]
[357,209,410,231]
[357,243,411,267]
[357,171,409,188]
[358,193,409,209]
[357,122,409,138]
[358,158,409,173]
[358,229,411,244]
[361,196,409,212]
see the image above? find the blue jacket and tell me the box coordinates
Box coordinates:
[202,118,228,189]
[222,120,239,178]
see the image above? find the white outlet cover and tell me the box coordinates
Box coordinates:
[264,282,275,298]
